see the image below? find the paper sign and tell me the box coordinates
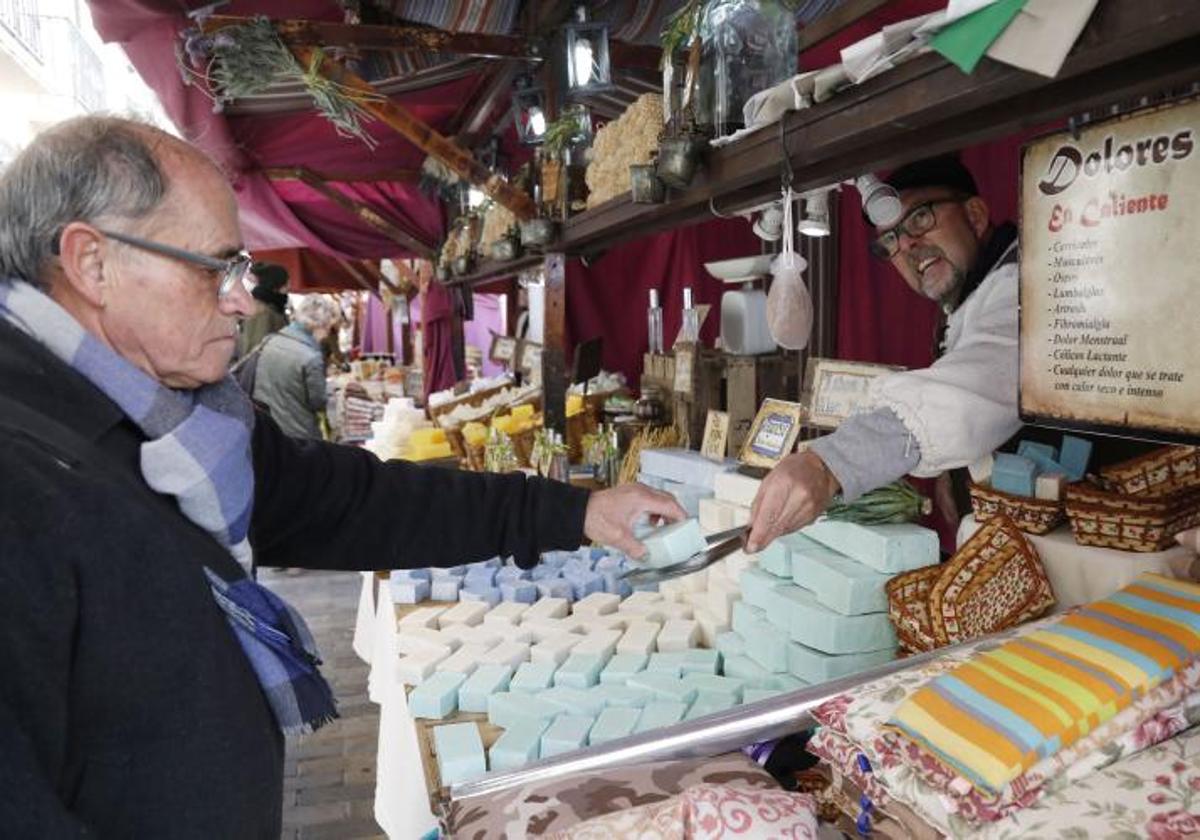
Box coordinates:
[804,358,903,429]
[673,346,695,393]
[739,399,805,470]
[701,410,730,461]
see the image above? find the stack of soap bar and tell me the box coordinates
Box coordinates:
[572,629,621,659]
[722,654,779,689]
[500,582,538,603]
[636,701,687,732]
[600,653,649,685]
[536,579,575,601]
[1059,434,1092,481]
[396,654,439,686]
[399,605,447,629]
[788,536,892,615]
[510,661,557,693]
[487,691,561,730]
[589,707,640,744]
[541,715,595,757]
[553,653,606,688]
[685,695,737,720]
[440,624,498,649]
[991,453,1038,497]
[642,519,707,569]
[489,719,550,771]
[639,448,739,490]
[740,567,783,610]
[731,602,788,672]
[787,641,894,684]
[458,664,513,713]
[433,722,486,786]
[801,521,938,574]
[390,574,431,604]
[693,607,729,648]
[396,626,454,659]
[713,471,762,508]
[765,584,896,654]
[752,541,791,578]
[410,671,468,719]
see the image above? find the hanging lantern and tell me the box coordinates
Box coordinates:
[512,76,548,145]
[564,5,611,95]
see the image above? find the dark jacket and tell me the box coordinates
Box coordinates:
[253,324,326,440]
[0,320,589,838]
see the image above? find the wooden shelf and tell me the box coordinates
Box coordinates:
[443,253,544,288]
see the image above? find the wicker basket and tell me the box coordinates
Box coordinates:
[511,427,537,467]
[1065,480,1200,552]
[1096,445,1200,496]
[968,481,1065,535]
[465,443,486,472]
[441,424,467,461]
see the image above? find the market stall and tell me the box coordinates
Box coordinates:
[90,0,1200,836]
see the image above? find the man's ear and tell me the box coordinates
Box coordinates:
[963,196,991,240]
[54,222,108,307]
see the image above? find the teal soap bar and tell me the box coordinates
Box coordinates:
[681,648,721,675]
[410,671,467,719]
[590,684,652,708]
[541,714,595,757]
[769,674,808,692]
[600,652,649,685]
[458,664,513,714]
[487,691,561,730]
[685,695,737,721]
[646,651,688,676]
[721,654,779,689]
[510,661,557,693]
[433,722,486,786]
[992,453,1038,497]
[766,584,895,654]
[790,537,892,616]
[1059,434,1092,481]
[683,673,744,705]
[739,567,784,611]
[488,718,550,771]
[801,520,938,574]
[742,687,784,704]
[626,672,698,704]
[787,641,895,684]
[715,631,747,659]
[541,686,607,716]
[642,519,707,568]
[589,706,641,744]
[635,701,688,733]
[553,653,606,688]
[731,602,788,672]
[753,540,791,578]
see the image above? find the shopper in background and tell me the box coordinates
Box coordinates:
[235,261,289,359]
[0,115,683,838]
[253,294,337,440]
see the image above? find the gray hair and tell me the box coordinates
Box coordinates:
[0,115,171,290]
[292,295,339,332]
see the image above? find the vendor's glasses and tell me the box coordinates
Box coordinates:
[99,229,254,298]
[868,198,965,259]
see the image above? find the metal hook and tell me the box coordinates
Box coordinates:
[778,109,795,189]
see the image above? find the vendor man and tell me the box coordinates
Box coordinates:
[0,116,683,838]
[748,154,1018,552]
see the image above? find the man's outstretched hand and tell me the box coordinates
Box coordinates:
[746,451,840,553]
[584,483,688,560]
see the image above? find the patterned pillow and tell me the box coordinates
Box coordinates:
[885,564,944,655]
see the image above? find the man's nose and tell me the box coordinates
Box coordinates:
[219,281,257,319]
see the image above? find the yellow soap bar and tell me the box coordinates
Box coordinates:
[408,442,453,461]
[493,415,517,434]
[511,404,535,421]
[463,422,488,447]
[566,395,583,417]
[410,428,446,447]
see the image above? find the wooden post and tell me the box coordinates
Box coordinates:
[542,253,568,435]
[289,46,536,221]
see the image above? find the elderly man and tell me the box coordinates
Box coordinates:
[748,154,1019,551]
[0,116,682,838]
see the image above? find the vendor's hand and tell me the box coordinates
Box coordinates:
[585,484,687,561]
[747,451,840,553]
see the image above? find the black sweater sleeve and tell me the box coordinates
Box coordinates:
[249,410,591,570]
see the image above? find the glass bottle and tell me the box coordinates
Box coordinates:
[679,286,700,345]
[647,288,664,354]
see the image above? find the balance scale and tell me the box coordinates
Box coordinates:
[704,255,777,356]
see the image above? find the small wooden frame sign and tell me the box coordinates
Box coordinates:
[489,333,517,365]
[739,399,805,470]
[804,357,902,429]
[673,345,695,394]
[701,410,730,461]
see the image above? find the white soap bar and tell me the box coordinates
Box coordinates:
[713,471,762,508]
[523,596,570,622]
[694,608,730,648]
[395,630,453,662]
[523,618,582,643]
[656,619,700,652]
[724,550,758,578]
[571,629,622,659]
[399,605,447,629]
[438,624,485,650]
[483,602,530,626]
[438,601,489,628]
[530,635,582,666]
[702,583,741,623]
[642,519,708,569]
[639,448,739,490]
[454,624,504,649]
[1036,472,1066,501]
[621,591,663,609]
[478,641,531,671]
[661,601,696,621]
[968,453,995,484]
[698,497,736,532]
[669,574,707,597]
[435,643,493,676]
[573,592,621,616]
[617,621,662,655]
[396,654,439,686]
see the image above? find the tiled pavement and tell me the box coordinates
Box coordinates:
[260,568,385,840]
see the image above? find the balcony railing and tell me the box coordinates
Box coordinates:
[0,0,42,63]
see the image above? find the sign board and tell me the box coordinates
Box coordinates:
[673,345,695,393]
[489,333,517,365]
[1020,97,1200,440]
[803,357,903,429]
[701,410,730,461]
[739,399,805,470]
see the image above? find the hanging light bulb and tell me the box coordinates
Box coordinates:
[797,190,831,237]
[512,75,548,145]
[855,173,903,227]
[528,106,546,138]
[564,5,611,94]
[572,37,595,88]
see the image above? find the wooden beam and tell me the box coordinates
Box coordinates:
[336,256,382,298]
[795,0,894,53]
[541,252,568,435]
[289,166,437,258]
[290,45,536,221]
[357,260,402,296]
[264,166,420,184]
[455,63,519,143]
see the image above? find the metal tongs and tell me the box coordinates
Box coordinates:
[619,525,749,586]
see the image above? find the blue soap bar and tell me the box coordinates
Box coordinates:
[715,631,747,659]
[992,453,1038,497]
[764,584,895,655]
[1017,440,1059,464]
[1060,435,1092,481]
[595,555,624,572]
[570,573,605,601]
[553,653,606,689]
[541,714,595,757]
[390,578,430,604]
[432,565,466,578]
[683,673,744,705]
[433,722,486,786]
[600,652,649,685]
[801,521,939,574]
[635,701,688,732]
[540,551,568,568]
[486,691,561,730]
[753,541,791,578]
[642,519,708,568]
[563,558,595,576]
[458,664,513,714]
[500,582,538,604]
[590,684,652,708]
[589,707,641,744]
[626,673,697,704]
[787,641,895,684]
[488,718,550,771]
[394,568,432,581]
[536,579,575,601]
[646,652,688,676]
[464,568,497,588]
[460,587,501,607]
[480,556,503,569]
[602,571,633,598]
[789,535,893,616]
[740,567,784,610]
[530,564,560,582]
[430,577,461,602]
[511,661,557,693]
[681,649,721,675]
[731,602,788,673]
[496,566,531,584]
[721,655,778,689]
[541,686,607,716]
[410,671,467,719]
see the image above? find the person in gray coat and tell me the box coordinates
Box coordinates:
[253,295,337,439]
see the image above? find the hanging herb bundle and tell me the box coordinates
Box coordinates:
[824,480,932,525]
[530,428,561,477]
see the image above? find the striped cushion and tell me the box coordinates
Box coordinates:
[887,573,1200,793]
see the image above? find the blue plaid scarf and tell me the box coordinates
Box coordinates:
[0,280,336,735]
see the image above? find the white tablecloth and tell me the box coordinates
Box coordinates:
[956,515,1190,609]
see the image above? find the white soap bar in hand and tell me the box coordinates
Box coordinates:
[641,519,708,569]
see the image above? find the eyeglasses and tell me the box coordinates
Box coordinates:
[99,229,254,298]
[868,198,964,259]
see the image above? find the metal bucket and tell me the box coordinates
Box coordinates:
[656,136,705,189]
[519,217,558,248]
[630,164,666,204]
